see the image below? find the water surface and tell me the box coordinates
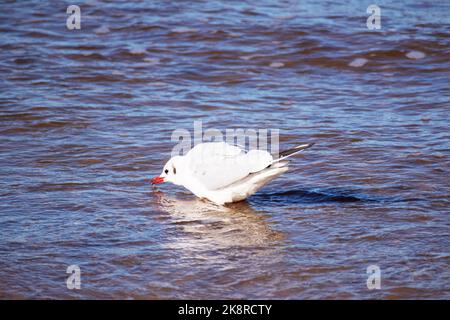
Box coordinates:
[0,0,449,299]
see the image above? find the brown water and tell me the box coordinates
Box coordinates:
[0,1,449,299]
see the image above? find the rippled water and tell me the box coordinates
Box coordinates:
[1,1,449,299]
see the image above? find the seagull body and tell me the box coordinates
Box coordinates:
[151,142,314,205]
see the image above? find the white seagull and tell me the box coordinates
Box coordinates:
[151,141,314,205]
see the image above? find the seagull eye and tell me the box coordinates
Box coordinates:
[164,169,169,174]
[173,167,176,174]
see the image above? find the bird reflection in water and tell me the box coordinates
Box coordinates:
[151,189,284,250]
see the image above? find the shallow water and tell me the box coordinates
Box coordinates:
[0,0,449,299]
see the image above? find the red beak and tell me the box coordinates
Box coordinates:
[151,176,165,184]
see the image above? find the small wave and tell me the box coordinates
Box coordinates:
[269,62,285,68]
[67,74,123,83]
[170,27,198,34]
[113,24,164,32]
[143,57,160,65]
[24,30,60,39]
[65,53,107,61]
[406,50,426,60]
[13,58,36,65]
[256,188,364,203]
[348,58,368,68]
[94,25,110,35]
[128,47,147,55]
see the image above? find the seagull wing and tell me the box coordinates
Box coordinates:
[185,142,273,190]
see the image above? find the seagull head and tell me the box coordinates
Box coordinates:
[151,156,183,185]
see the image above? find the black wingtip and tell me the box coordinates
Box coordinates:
[278,142,315,158]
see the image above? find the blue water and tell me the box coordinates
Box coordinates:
[0,0,449,299]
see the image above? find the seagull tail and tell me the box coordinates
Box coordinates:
[274,142,315,162]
